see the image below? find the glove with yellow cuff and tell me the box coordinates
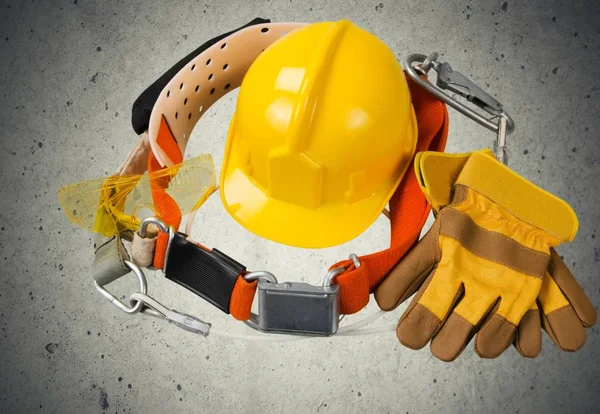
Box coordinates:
[402,149,597,358]
[375,150,592,361]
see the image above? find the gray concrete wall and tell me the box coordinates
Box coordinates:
[0,0,598,413]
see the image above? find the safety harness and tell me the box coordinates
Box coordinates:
[86,19,514,338]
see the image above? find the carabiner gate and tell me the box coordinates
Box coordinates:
[405,52,514,165]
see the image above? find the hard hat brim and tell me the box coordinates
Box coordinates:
[220,114,417,248]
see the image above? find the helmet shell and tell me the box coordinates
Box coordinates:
[221,20,417,248]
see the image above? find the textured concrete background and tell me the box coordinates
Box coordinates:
[0,0,599,413]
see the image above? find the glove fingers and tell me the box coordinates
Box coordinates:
[375,219,442,311]
[547,249,597,327]
[397,276,464,350]
[431,295,500,361]
[541,303,587,352]
[513,303,542,358]
[475,313,517,359]
[430,312,476,362]
[396,274,438,349]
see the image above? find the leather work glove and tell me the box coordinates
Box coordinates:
[374,150,583,361]
[405,149,597,358]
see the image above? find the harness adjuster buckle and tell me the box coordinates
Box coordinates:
[256,280,340,336]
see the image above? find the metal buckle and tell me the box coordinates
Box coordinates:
[405,52,514,165]
[322,253,360,286]
[242,272,279,332]
[256,280,339,336]
[94,260,148,314]
[241,253,358,336]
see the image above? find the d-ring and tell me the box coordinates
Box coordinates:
[244,271,278,284]
[322,266,346,287]
[415,52,438,76]
[139,216,168,237]
[322,253,361,287]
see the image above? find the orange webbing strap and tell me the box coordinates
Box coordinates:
[228,76,449,319]
[150,116,183,270]
[230,277,258,319]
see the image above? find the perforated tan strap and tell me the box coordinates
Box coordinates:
[148,22,307,166]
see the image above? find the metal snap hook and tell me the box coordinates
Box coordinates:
[404,52,515,137]
[129,292,212,336]
[94,260,147,314]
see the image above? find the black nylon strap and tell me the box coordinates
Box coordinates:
[165,233,245,313]
[131,18,270,134]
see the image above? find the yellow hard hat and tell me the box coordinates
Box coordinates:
[220,20,417,248]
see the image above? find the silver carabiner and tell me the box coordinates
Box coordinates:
[94,260,147,314]
[405,52,514,164]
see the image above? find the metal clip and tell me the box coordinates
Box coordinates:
[436,61,503,114]
[405,52,515,163]
[241,268,341,336]
[242,253,360,336]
